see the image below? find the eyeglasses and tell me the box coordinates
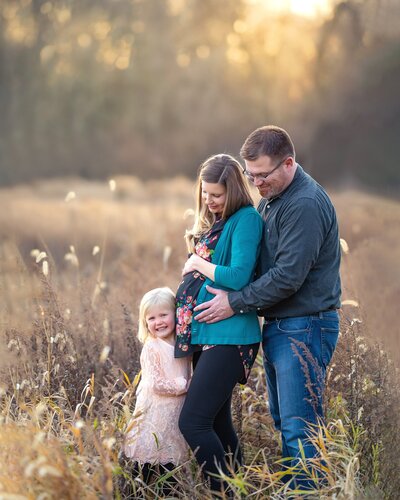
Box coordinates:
[243,157,288,183]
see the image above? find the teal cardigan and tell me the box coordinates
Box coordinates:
[191,205,263,345]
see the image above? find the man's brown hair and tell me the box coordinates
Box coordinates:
[240,125,295,162]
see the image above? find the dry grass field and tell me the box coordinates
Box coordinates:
[0,176,399,498]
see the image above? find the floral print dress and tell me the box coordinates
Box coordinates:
[175,219,259,384]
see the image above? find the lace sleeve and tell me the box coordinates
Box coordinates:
[145,344,187,396]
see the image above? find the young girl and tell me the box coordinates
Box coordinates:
[122,287,191,489]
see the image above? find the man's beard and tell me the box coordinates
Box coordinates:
[258,185,278,200]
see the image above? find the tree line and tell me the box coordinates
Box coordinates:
[0,0,399,195]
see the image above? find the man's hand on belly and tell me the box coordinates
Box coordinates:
[194,286,234,323]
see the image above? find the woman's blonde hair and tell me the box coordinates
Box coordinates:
[185,154,253,252]
[137,287,175,344]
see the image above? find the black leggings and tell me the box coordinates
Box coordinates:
[133,461,175,485]
[178,346,245,493]
[130,462,176,497]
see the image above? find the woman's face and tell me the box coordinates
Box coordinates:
[201,181,227,217]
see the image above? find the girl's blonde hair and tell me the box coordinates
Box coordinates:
[137,287,176,344]
[185,154,253,253]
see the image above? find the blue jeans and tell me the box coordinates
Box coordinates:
[262,311,339,471]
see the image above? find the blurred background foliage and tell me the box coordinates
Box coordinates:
[0,0,399,195]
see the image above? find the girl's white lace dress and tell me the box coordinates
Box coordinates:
[123,337,191,464]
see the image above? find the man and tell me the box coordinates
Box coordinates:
[194,125,341,485]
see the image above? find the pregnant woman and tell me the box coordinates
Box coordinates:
[175,153,263,495]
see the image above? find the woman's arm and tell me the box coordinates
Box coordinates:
[182,210,263,289]
[213,211,263,290]
[182,254,216,281]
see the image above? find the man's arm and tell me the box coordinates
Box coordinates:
[195,197,327,322]
[229,197,326,314]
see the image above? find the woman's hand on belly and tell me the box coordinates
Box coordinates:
[182,254,201,276]
[182,254,216,281]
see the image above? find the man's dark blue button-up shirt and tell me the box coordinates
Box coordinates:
[229,165,341,318]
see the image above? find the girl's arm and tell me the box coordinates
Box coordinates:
[146,345,188,396]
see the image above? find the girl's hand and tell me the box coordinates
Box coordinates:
[174,376,187,392]
[182,254,202,276]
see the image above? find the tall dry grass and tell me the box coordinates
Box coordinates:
[334,190,400,361]
[0,177,399,498]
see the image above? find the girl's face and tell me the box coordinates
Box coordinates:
[145,304,175,344]
[201,181,227,217]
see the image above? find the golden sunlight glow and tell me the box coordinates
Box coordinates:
[289,0,332,17]
[4,14,36,46]
[196,45,210,59]
[176,52,191,67]
[167,0,186,16]
[256,0,333,18]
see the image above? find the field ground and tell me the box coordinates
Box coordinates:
[0,177,399,498]
[1,176,399,362]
